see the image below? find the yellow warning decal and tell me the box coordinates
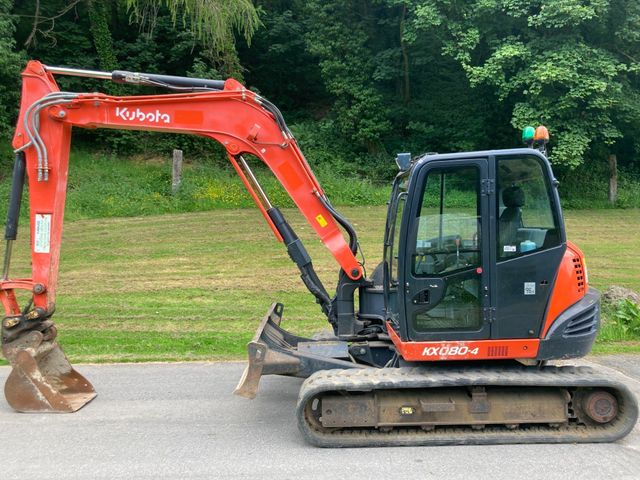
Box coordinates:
[315,214,328,227]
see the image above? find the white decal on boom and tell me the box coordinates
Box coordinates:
[34,214,52,253]
[115,107,171,124]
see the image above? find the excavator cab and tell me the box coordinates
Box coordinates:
[376,148,600,364]
[386,149,566,344]
[293,148,636,447]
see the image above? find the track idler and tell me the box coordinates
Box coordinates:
[2,316,96,413]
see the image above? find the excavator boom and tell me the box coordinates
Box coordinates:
[1,61,362,412]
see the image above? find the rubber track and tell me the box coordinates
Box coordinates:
[296,365,639,447]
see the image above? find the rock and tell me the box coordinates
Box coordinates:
[602,286,640,305]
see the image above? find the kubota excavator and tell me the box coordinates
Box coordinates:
[1,61,637,447]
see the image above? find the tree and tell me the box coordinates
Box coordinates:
[124,0,260,78]
[304,0,392,154]
[405,0,640,168]
[303,0,497,159]
[88,1,118,71]
[0,0,24,144]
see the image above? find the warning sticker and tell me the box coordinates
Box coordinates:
[524,282,536,296]
[315,214,328,228]
[34,214,52,253]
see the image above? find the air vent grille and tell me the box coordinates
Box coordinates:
[487,346,509,357]
[563,305,598,337]
[572,257,585,294]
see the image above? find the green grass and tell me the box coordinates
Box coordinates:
[591,344,640,355]
[2,206,388,364]
[564,210,640,293]
[563,210,640,353]
[0,151,391,222]
[1,206,638,363]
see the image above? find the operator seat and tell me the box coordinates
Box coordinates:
[499,185,524,250]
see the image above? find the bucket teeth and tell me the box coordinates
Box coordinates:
[2,329,96,413]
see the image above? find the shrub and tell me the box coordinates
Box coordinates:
[611,299,640,337]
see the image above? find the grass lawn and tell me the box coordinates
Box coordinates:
[563,210,640,353]
[2,207,639,363]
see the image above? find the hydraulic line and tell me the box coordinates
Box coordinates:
[315,193,359,255]
[17,92,79,181]
[267,207,332,315]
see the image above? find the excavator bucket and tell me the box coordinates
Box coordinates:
[2,330,96,412]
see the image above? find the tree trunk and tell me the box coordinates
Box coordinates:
[608,154,617,205]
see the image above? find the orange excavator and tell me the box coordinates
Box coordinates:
[1,61,637,446]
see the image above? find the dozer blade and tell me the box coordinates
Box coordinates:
[2,330,96,412]
[234,303,363,399]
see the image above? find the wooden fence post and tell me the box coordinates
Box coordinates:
[172,149,183,194]
[608,154,617,205]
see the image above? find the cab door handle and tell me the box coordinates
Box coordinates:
[412,290,430,305]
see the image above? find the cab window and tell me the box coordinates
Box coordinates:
[410,165,482,332]
[497,155,560,259]
[412,166,481,277]
[388,191,406,285]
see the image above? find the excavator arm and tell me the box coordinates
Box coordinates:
[0,60,363,412]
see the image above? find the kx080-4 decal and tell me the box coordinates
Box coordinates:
[422,346,480,357]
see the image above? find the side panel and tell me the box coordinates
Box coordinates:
[493,245,565,338]
[387,323,538,361]
[541,241,588,337]
[538,287,599,360]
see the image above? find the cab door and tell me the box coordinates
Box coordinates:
[400,159,491,341]
[492,153,566,339]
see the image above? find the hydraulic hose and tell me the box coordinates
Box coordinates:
[267,207,332,315]
[5,152,26,241]
[3,152,26,279]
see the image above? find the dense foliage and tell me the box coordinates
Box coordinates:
[0,0,23,150]
[0,0,639,187]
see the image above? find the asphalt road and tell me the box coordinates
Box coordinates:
[0,357,639,480]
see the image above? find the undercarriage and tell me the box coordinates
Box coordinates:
[236,303,639,447]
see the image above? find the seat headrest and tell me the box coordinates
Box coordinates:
[502,186,525,208]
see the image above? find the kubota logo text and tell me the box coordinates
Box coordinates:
[115,107,171,124]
